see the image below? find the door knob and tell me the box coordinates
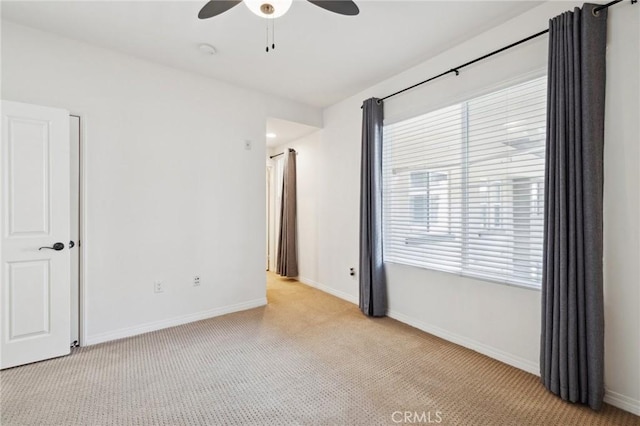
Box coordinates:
[39,242,65,251]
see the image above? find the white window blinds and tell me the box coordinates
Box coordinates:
[382,76,547,288]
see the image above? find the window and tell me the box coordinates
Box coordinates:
[383,76,546,288]
[409,171,449,232]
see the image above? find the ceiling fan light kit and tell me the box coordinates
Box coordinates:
[244,0,293,19]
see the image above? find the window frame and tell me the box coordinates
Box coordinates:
[382,72,547,291]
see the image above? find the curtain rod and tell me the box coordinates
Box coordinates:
[269,148,297,159]
[372,0,635,105]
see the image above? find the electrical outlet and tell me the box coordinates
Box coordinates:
[193,276,201,287]
[154,280,164,293]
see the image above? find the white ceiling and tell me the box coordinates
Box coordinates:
[1,1,543,108]
[266,117,319,147]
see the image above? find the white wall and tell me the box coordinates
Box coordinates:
[601,2,640,411]
[268,132,321,285]
[314,2,640,414]
[1,21,323,344]
[2,2,638,414]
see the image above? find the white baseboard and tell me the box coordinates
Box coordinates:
[386,309,540,376]
[604,390,640,416]
[387,309,640,415]
[297,276,359,305]
[85,298,267,346]
[297,276,538,375]
[297,277,640,415]
[86,276,640,416]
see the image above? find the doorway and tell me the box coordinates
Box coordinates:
[265,117,320,278]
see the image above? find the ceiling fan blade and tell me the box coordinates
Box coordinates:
[198,1,242,19]
[307,0,359,16]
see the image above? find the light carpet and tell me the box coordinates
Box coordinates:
[1,273,638,425]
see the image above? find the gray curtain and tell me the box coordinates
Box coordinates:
[277,149,298,277]
[359,98,386,317]
[541,4,607,411]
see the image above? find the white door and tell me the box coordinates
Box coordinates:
[1,100,71,369]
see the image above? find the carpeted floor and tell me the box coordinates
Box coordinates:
[1,273,638,426]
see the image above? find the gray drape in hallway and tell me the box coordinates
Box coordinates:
[359,98,386,317]
[541,4,607,411]
[277,149,298,278]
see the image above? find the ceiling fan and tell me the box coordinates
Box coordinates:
[198,0,359,52]
[198,0,360,20]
